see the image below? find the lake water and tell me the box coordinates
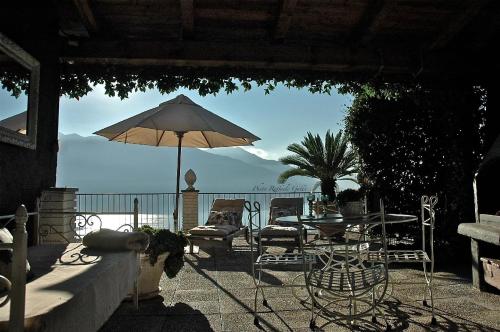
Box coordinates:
[76,209,275,234]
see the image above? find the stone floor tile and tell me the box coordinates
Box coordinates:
[173,289,219,302]
[162,314,222,332]
[101,237,500,332]
[100,315,166,332]
[166,300,221,316]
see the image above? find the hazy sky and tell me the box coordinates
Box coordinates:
[2,84,352,160]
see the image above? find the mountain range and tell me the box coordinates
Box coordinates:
[56,133,318,194]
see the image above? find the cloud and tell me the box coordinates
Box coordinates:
[241,146,273,160]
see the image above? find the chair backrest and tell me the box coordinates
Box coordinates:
[421,195,437,256]
[268,197,303,224]
[210,199,246,227]
[211,199,245,214]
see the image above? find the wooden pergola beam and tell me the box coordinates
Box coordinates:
[273,0,297,41]
[430,0,490,50]
[350,0,387,45]
[57,39,498,78]
[180,0,194,39]
[72,0,98,33]
[61,39,410,66]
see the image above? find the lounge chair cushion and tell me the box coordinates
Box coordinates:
[207,211,242,227]
[269,207,296,225]
[0,227,31,280]
[219,208,243,228]
[260,225,299,237]
[189,224,239,237]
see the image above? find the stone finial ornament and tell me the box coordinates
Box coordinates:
[184,169,197,190]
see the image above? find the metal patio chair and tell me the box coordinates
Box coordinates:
[366,195,438,326]
[247,201,316,328]
[301,200,391,331]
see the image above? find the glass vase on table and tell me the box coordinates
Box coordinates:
[306,193,315,217]
[321,194,329,217]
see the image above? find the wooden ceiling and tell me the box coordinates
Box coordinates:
[2,0,499,80]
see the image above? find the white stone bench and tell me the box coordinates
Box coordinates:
[458,214,500,290]
[1,205,141,332]
[0,242,139,332]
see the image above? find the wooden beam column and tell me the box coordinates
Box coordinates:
[0,35,61,245]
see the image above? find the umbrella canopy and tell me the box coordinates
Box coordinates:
[0,111,27,134]
[94,94,259,147]
[94,94,260,231]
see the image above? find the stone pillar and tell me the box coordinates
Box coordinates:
[38,188,77,243]
[182,169,198,232]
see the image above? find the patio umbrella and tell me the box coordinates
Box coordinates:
[0,111,27,134]
[94,94,260,231]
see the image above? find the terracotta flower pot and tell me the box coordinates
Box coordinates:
[137,252,169,300]
[340,201,365,217]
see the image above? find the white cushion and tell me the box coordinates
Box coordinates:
[189,225,239,236]
[0,227,31,280]
[206,211,242,228]
[259,225,299,237]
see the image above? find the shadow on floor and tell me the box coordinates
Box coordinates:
[100,297,215,331]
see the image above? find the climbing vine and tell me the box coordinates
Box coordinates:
[0,63,393,99]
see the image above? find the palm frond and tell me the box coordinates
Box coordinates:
[337,177,359,184]
[278,130,359,186]
[277,168,313,184]
[279,155,316,174]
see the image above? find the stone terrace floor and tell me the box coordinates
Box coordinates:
[101,239,500,332]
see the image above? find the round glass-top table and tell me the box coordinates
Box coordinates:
[275,213,418,226]
[275,212,418,329]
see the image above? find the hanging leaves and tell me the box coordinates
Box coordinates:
[1,63,373,99]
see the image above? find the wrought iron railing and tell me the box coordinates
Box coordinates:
[76,193,176,230]
[76,192,318,230]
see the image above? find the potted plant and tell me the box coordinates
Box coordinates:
[277,130,358,202]
[336,189,364,216]
[136,225,188,299]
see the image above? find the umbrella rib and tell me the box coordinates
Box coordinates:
[201,131,213,148]
[108,129,129,142]
[157,130,166,147]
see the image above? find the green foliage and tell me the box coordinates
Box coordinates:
[1,61,425,101]
[0,65,349,99]
[138,225,188,278]
[278,130,358,200]
[336,189,363,207]
[345,83,485,259]
[0,69,30,97]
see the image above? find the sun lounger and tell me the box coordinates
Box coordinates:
[186,199,246,252]
[257,198,304,250]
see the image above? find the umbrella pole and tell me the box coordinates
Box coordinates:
[173,132,184,232]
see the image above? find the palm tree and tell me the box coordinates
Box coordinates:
[278,130,358,201]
